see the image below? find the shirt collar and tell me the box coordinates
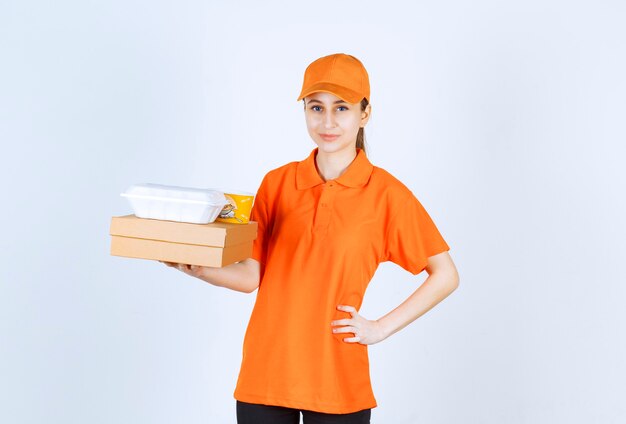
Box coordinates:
[296,147,374,189]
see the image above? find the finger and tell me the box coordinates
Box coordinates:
[337,304,358,317]
[343,336,361,343]
[330,318,352,327]
[332,326,358,334]
[189,265,203,275]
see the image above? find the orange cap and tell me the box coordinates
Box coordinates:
[297,53,370,104]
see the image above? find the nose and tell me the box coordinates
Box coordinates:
[323,109,337,128]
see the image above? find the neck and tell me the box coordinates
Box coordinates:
[315,147,358,181]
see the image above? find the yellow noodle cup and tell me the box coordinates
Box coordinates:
[215,189,255,224]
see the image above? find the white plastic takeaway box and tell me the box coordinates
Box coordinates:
[121,183,228,224]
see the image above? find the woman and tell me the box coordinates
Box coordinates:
[163,53,460,424]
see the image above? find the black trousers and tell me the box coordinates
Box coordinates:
[236,401,371,424]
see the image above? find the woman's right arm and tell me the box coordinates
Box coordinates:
[160,258,260,293]
[165,172,268,294]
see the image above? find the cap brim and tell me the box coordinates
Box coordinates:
[297,82,364,104]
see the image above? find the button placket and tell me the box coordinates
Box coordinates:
[313,181,336,232]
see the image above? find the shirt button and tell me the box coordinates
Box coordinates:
[321,203,328,207]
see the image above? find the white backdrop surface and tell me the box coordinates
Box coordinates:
[1,1,625,423]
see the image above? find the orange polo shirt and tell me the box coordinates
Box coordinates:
[234,147,450,413]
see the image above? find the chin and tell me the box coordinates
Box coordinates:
[315,141,353,155]
[316,145,341,155]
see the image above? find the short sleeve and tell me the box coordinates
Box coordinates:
[249,174,272,274]
[382,191,450,275]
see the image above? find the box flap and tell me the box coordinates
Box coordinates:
[110,235,253,267]
[109,215,257,247]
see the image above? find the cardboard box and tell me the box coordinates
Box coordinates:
[110,214,257,267]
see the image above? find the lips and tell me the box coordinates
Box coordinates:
[320,134,339,141]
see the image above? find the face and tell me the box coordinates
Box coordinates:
[303,91,371,156]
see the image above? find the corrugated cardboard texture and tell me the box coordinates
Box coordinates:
[109,214,257,247]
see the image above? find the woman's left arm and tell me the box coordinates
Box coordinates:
[331,251,460,345]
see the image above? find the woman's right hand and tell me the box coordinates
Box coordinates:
[159,258,261,293]
[160,261,207,279]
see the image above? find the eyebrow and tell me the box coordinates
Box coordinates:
[306,99,348,104]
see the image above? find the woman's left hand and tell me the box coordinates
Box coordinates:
[331,305,387,345]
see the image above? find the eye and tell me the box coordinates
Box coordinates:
[337,106,349,111]
[310,105,322,112]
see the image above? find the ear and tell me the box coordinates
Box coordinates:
[360,103,372,127]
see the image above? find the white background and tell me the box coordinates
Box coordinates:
[1,1,625,423]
